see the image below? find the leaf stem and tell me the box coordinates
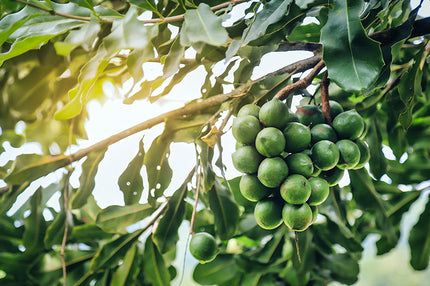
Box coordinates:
[11,0,95,22]
[60,170,73,286]
[295,232,302,264]
[190,166,202,235]
[320,71,331,124]
[11,0,249,24]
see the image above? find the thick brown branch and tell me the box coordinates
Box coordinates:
[274,60,325,100]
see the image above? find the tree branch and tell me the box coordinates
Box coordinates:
[274,60,325,100]
[12,0,94,22]
[66,55,321,165]
[11,0,249,24]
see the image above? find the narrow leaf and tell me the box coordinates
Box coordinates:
[44,211,66,248]
[226,0,292,59]
[0,5,41,46]
[208,179,239,240]
[118,139,145,205]
[90,228,143,271]
[71,148,107,209]
[321,0,384,91]
[349,168,388,215]
[111,244,139,286]
[409,196,430,270]
[144,135,172,206]
[322,253,360,284]
[96,203,153,234]
[153,169,194,253]
[367,116,387,179]
[142,236,170,286]
[55,7,157,119]
[4,153,70,185]
[397,48,425,129]
[163,37,185,78]
[22,187,46,256]
[127,0,162,17]
[180,3,229,47]
[193,254,240,285]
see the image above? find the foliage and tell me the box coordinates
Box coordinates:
[0,0,429,285]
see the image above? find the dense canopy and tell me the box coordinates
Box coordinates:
[0,0,430,285]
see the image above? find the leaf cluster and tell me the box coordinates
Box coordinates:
[0,0,430,285]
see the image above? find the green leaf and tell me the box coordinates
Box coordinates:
[118,139,145,205]
[111,244,139,286]
[321,253,359,284]
[367,116,387,179]
[153,169,193,253]
[208,178,239,240]
[126,44,155,80]
[54,18,101,56]
[4,153,70,185]
[13,177,66,219]
[287,23,320,42]
[388,125,407,159]
[0,184,29,215]
[163,37,185,78]
[72,224,113,240]
[71,147,107,209]
[44,211,67,248]
[55,7,157,119]
[127,0,162,17]
[142,236,170,286]
[22,187,46,256]
[320,0,384,91]
[349,168,388,215]
[90,228,143,271]
[0,5,41,46]
[95,203,154,234]
[150,61,200,102]
[226,0,292,59]
[409,196,430,270]
[164,113,212,143]
[193,254,240,285]
[0,9,87,66]
[397,48,425,129]
[180,3,229,47]
[144,135,173,206]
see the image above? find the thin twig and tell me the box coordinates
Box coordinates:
[190,166,202,235]
[11,0,249,24]
[60,119,75,286]
[219,110,233,131]
[12,0,94,22]
[60,170,73,286]
[295,232,302,264]
[274,60,325,100]
[320,71,331,124]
